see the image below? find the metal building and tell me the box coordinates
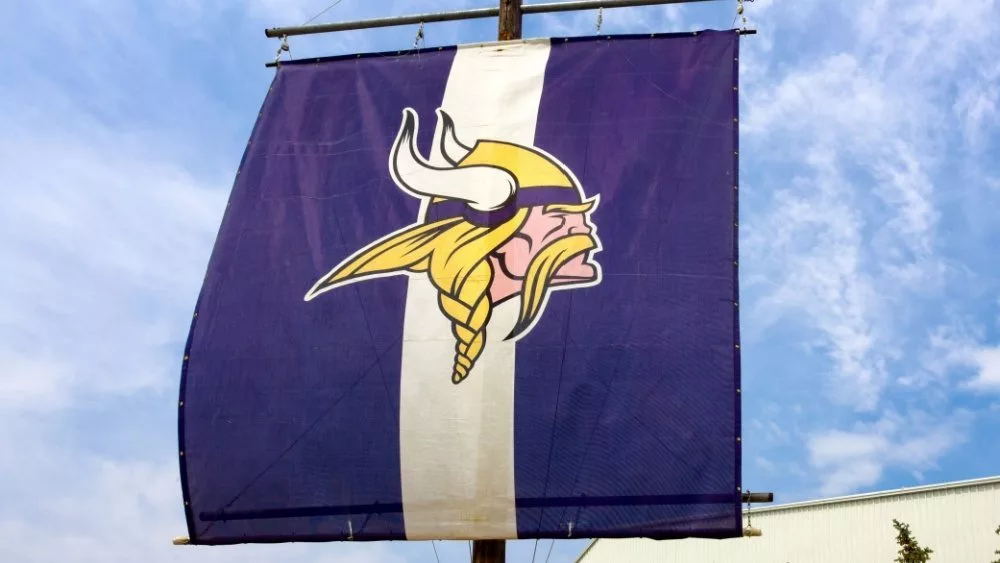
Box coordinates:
[578,475,1000,562]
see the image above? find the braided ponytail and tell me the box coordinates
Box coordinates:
[307,209,529,384]
[438,261,493,383]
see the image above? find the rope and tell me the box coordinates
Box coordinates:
[733,0,754,30]
[274,0,347,65]
[543,539,556,563]
[431,540,441,563]
[413,22,425,49]
[302,0,346,25]
[273,35,290,64]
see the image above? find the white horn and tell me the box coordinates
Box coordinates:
[434,108,471,165]
[389,108,515,211]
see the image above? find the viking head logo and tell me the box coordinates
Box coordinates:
[305,108,602,384]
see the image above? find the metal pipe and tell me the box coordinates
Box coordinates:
[266,6,498,38]
[743,492,774,503]
[262,27,755,67]
[265,0,721,38]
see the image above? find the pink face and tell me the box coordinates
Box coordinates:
[493,206,599,284]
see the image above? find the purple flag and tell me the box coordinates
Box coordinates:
[179,30,742,544]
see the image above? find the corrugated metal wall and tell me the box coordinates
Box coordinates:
[580,478,1000,563]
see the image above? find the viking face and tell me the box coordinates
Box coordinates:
[494,206,600,284]
[305,108,602,383]
[389,108,602,303]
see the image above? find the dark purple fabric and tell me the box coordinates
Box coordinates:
[178,31,743,546]
[179,47,457,544]
[513,31,742,539]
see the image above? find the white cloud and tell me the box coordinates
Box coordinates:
[0,355,73,412]
[953,64,1000,153]
[915,321,1000,393]
[745,145,886,410]
[744,53,901,145]
[740,0,1000,499]
[970,348,1000,388]
[742,0,1000,406]
[0,442,410,563]
[536,1,699,37]
[755,456,777,473]
[807,410,972,496]
[0,113,228,412]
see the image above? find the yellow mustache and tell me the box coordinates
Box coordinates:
[508,233,596,340]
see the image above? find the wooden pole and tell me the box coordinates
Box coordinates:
[469,3,522,562]
[498,0,523,41]
[472,538,506,562]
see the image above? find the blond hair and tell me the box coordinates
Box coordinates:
[306,210,529,384]
[307,200,597,384]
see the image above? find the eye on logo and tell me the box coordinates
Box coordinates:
[305,108,602,384]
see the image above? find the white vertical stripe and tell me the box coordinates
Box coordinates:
[398,39,552,540]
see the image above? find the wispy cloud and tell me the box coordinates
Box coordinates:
[533,1,724,37]
[0,449,408,563]
[963,348,1000,391]
[807,409,973,496]
[0,113,228,413]
[744,144,885,410]
[919,321,1000,392]
[739,0,1000,495]
[953,65,1000,153]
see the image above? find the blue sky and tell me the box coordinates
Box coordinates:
[1,0,999,561]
